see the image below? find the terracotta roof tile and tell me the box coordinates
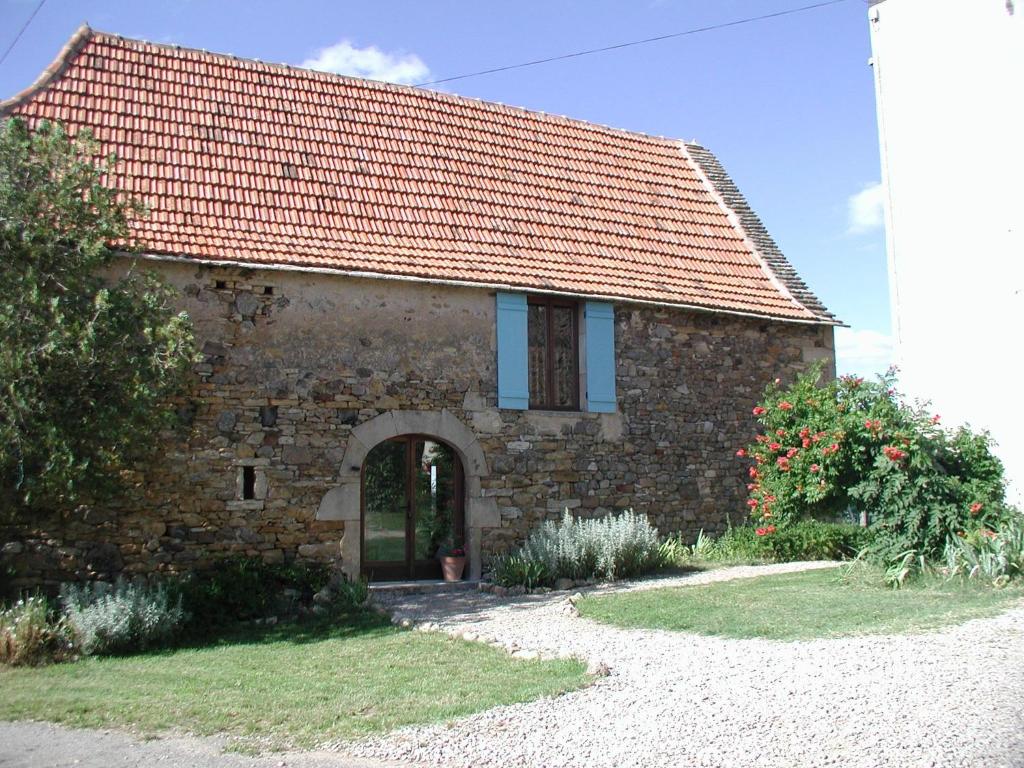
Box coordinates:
[1,26,835,323]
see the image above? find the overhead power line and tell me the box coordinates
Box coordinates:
[0,0,47,68]
[414,0,851,88]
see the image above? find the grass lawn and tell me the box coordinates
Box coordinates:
[0,612,588,749]
[577,566,1024,641]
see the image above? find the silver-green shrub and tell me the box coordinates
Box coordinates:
[493,509,661,586]
[60,578,185,655]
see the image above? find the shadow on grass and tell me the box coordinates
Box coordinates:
[138,609,396,657]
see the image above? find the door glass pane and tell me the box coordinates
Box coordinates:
[363,440,407,563]
[552,305,576,407]
[528,303,548,407]
[413,440,457,560]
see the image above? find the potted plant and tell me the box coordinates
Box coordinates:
[439,544,466,582]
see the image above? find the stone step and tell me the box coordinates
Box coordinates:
[368,579,480,597]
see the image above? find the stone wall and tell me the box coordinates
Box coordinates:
[1,260,834,592]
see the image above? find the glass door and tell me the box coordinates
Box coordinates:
[361,436,464,580]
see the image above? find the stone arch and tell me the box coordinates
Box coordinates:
[316,409,497,580]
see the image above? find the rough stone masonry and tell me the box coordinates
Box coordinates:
[0,260,834,591]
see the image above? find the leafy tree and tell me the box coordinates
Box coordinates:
[737,363,1009,561]
[0,119,195,514]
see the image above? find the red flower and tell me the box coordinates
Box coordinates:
[756,435,769,444]
[755,527,767,536]
[882,446,907,461]
[778,401,793,411]
[752,406,767,416]
[766,525,776,534]
[776,428,787,437]
[776,457,791,471]
[980,529,997,539]
[747,498,759,508]
[802,438,811,448]
[749,467,759,478]
[810,464,820,473]
[799,427,810,439]
[931,414,941,424]
[764,495,776,503]
[769,442,781,452]
[969,502,983,515]
[786,448,798,459]
[736,448,747,458]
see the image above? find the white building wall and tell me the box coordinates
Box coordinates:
[869,0,1024,501]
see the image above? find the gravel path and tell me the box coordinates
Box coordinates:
[342,562,1024,768]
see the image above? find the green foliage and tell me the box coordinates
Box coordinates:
[60,578,185,655]
[0,594,74,666]
[176,556,331,627]
[945,513,1024,587]
[0,118,196,512]
[491,553,549,590]
[491,509,662,588]
[739,363,1009,563]
[657,522,870,567]
[712,520,872,563]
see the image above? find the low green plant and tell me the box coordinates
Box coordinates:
[491,509,661,588]
[325,576,369,612]
[703,520,870,564]
[0,595,74,666]
[492,553,549,589]
[882,549,933,589]
[60,578,185,655]
[176,556,331,627]
[945,513,1024,587]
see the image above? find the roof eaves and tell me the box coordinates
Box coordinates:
[682,142,842,326]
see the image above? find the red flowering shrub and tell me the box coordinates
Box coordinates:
[738,363,1010,562]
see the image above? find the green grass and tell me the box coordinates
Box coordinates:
[578,566,1024,641]
[0,613,588,749]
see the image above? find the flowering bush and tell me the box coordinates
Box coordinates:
[738,363,1009,562]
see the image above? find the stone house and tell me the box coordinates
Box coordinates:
[0,27,837,587]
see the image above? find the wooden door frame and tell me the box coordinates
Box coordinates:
[360,434,466,581]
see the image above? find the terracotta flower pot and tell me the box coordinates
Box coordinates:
[441,555,466,582]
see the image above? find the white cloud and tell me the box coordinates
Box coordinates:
[846,181,886,235]
[300,40,429,85]
[835,327,893,379]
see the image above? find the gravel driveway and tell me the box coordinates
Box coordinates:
[341,562,1024,768]
[4,563,1022,768]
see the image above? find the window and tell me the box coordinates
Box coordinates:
[241,466,256,500]
[527,296,579,410]
[496,292,616,413]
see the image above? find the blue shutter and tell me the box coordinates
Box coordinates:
[585,301,616,413]
[496,292,529,410]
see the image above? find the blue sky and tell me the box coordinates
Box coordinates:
[0,0,891,375]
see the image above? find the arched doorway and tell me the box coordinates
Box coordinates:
[361,435,465,581]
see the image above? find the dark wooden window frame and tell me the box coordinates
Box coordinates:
[360,434,466,581]
[527,295,580,411]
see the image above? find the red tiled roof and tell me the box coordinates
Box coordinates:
[1,26,835,323]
